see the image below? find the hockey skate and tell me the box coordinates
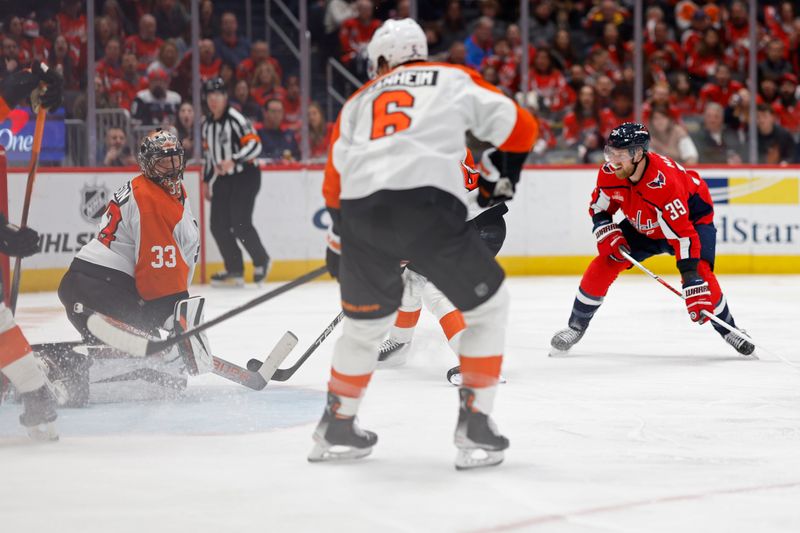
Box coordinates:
[308,393,377,463]
[38,347,91,408]
[210,271,244,287]
[377,338,409,368]
[724,329,756,358]
[253,262,270,284]
[454,388,508,470]
[19,385,58,442]
[549,326,586,356]
[446,366,506,386]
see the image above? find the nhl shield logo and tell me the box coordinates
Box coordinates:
[80,184,110,223]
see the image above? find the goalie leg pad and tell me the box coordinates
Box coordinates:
[171,297,213,376]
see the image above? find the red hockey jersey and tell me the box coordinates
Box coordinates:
[589,153,714,263]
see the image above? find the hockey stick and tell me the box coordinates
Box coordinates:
[621,251,800,366]
[86,266,327,356]
[30,335,298,391]
[9,105,46,314]
[247,311,344,381]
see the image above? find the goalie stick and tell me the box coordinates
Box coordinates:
[30,333,298,391]
[246,311,344,381]
[86,266,327,356]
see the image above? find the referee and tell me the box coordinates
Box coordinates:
[202,77,270,286]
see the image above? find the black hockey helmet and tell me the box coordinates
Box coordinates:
[202,77,226,97]
[138,128,185,196]
[604,122,649,167]
[607,122,650,152]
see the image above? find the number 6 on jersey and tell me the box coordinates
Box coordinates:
[371,90,414,140]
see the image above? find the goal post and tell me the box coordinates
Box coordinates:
[0,147,9,306]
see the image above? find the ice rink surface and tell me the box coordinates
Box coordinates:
[2,274,799,533]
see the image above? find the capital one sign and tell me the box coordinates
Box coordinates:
[0,107,66,163]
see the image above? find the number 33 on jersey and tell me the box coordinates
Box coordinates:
[77,174,200,301]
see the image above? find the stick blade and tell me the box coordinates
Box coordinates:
[257,331,298,383]
[86,313,152,357]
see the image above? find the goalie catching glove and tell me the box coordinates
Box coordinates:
[476,149,527,207]
[0,213,40,257]
[0,62,63,111]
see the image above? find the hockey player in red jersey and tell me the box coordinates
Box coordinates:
[550,122,754,357]
[0,63,63,439]
[314,19,537,469]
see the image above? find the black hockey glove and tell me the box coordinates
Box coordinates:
[0,63,63,111]
[0,213,40,258]
[32,62,64,111]
[325,208,341,280]
[476,149,527,208]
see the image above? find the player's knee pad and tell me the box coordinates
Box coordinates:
[459,282,509,357]
[333,314,396,375]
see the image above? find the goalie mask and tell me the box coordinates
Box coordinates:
[138,129,185,197]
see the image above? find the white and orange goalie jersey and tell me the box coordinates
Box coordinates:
[77,175,200,302]
[323,62,537,211]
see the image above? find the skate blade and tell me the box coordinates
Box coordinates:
[307,442,373,463]
[455,448,504,470]
[548,346,570,357]
[377,349,408,369]
[26,422,59,442]
[210,279,245,288]
[447,370,506,386]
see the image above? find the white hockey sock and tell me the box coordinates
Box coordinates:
[2,353,46,394]
[470,385,498,415]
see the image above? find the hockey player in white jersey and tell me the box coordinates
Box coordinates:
[55,129,211,400]
[375,148,513,384]
[312,19,537,469]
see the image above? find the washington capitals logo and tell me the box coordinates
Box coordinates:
[647,171,666,189]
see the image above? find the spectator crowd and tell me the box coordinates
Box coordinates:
[1,0,800,165]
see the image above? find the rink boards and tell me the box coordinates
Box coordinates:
[4,165,800,291]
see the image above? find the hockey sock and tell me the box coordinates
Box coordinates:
[423,283,465,353]
[328,368,372,416]
[568,288,604,331]
[1,301,46,393]
[459,355,501,413]
[459,283,509,414]
[389,308,421,344]
[329,314,394,415]
[698,262,736,337]
[0,327,45,394]
[439,310,466,352]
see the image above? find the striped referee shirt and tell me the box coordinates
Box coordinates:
[202,105,262,183]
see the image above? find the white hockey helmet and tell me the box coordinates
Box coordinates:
[367,18,428,79]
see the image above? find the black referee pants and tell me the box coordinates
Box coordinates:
[210,165,270,274]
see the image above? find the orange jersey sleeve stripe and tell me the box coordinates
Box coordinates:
[458,355,503,388]
[0,326,33,368]
[0,96,10,122]
[498,105,538,153]
[322,115,342,209]
[329,368,373,398]
[395,308,421,329]
[240,133,259,145]
[439,310,466,340]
